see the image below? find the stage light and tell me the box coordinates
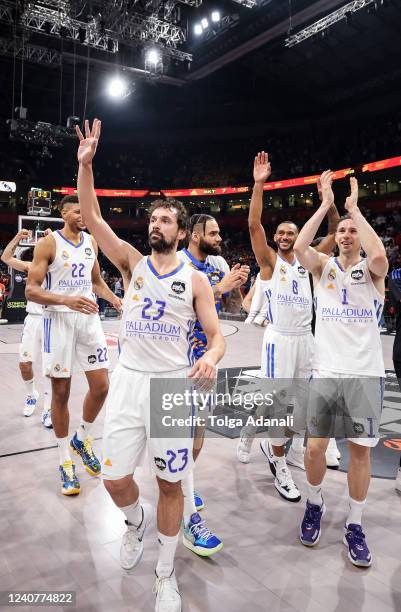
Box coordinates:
[201,17,209,29]
[107,77,127,98]
[146,49,160,66]
[194,23,203,35]
[211,11,220,22]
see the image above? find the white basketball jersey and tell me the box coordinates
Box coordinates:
[45,230,95,312]
[313,257,385,376]
[260,254,312,334]
[119,256,196,372]
[26,300,43,315]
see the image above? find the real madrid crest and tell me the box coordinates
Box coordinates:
[328,268,336,281]
[134,276,144,290]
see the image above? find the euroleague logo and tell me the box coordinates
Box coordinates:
[171,281,185,294]
[351,269,364,281]
[297,265,306,277]
[154,457,167,471]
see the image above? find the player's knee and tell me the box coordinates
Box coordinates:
[103,476,131,496]
[19,361,33,378]
[88,376,109,401]
[348,441,370,462]
[306,439,327,462]
[157,477,182,498]
[51,380,70,404]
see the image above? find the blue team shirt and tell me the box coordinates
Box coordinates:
[180,248,227,360]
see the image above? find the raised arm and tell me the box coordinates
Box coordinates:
[314,177,340,255]
[26,236,98,314]
[189,272,225,381]
[293,170,334,277]
[76,119,142,282]
[248,152,276,278]
[344,177,388,279]
[1,230,31,273]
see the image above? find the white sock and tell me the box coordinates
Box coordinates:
[346,497,366,527]
[43,377,51,411]
[156,532,179,578]
[181,471,197,525]
[24,378,35,396]
[291,435,305,451]
[306,480,323,506]
[121,499,143,527]
[57,437,71,464]
[76,418,92,442]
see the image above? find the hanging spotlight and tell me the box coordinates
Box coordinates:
[107,77,128,99]
[146,48,160,66]
[211,11,220,23]
[194,23,203,35]
[201,17,209,29]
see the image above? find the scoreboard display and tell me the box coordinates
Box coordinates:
[27,187,52,215]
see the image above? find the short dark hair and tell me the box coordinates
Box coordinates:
[148,198,188,231]
[59,195,79,211]
[276,221,299,232]
[336,214,352,230]
[189,213,215,234]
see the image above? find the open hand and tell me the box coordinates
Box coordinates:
[344,177,359,214]
[319,170,335,207]
[76,119,101,165]
[253,151,271,184]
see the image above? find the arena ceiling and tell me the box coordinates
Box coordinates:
[1,0,401,140]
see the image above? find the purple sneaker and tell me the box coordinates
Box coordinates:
[300,500,326,547]
[343,524,372,567]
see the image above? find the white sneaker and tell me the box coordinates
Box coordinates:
[326,439,340,469]
[23,390,39,417]
[395,468,401,492]
[236,435,254,463]
[153,570,182,612]
[286,445,305,470]
[274,458,301,502]
[41,408,53,428]
[120,503,154,570]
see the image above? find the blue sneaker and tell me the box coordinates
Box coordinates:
[194,490,204,511]
[343,524,372,567]
[70,432,101,476]
[41,408,53,429]
[300,500,326,547]
[23,391,39,417]
[59,460,80,496]
[183,513,223,557]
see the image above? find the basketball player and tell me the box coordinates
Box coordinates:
[178,214,249,556]
[1,229,52,424]
[76,119,225,611]
[243,274,269,326]
[26,195,122,495]
[294,173,387,567]
[243,152,340,501]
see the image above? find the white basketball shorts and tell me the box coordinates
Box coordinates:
[308,369,384,447]
[19,314,42,363]
[42,311,109,378]
[102,363,195,483]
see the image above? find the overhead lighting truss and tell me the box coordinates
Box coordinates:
[0,0,192,66]
[231,0,257,8]
[285,0,376,48]
[7,117,77,147]
[0,36,61,64]
[20,4,119,52]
